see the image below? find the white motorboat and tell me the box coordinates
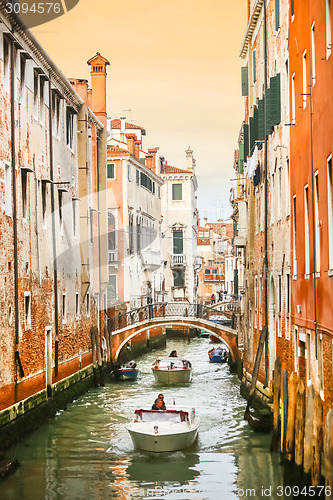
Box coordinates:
[126,406,199,452]
[151,358,192,384]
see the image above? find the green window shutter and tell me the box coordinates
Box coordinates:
[241,66,249,96]
[243,123,249,158]
[253,50,256,83]
[257,99,264,140]
[269,73,281,128]
[249,116,255,154]
[275,0,280,30]
[238,142,244,174]
[265,86,273,135]
[254,105,258,143]
[234,269,239,296]
[173,231,183,254]
[172,183,182,200]
[291,0,294,16]
[107,163,115,179]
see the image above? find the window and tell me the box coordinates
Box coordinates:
[302,51,307,109]
[128,163,131,181]
[86,292,90,317]
[24,292,31,330]
[253,50,256,83]
[306,333,311,381]
[205,269,210,275]
[172,184,182,200]
[108,212,116,251]
[137,216,141,253]
[294,327,299,371]
[304,185,310,276]
[39,79,44,124]
[158,185,161,198]
[52,93,60,137]
[275,0,280,30]
[66,108,74,149]
[271,172,275,225]
[21,170,27,219]
[75,292,79,318]
[72,199,77,238]
[255,276,258,309]
[5,162,12,215]
[136,169,140,185]
[328,156,333,270]
[327,0,332,59]
[291,73,296,124]
[311,23,316,85]
[41,180,47,227]
[3,36,10,91]
[107,163,115,179]
[212,269,217,275]
[291,0,294,17]
[314,172,320,274]
[107,276,117,301]
[286,273,290,314]
[293,195,297,276]
[278,275,282,313]
[129,213,134,254]
[33,71,39,118]
[173,230,183,254]
[62,293,66,323]
[20,54,26,104]
[286,159,290,215]
[58,191,63,232]
[278,166,282,220]
[140,172,153,192]
[173,268,184,287]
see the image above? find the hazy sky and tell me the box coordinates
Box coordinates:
[32,0,247,221]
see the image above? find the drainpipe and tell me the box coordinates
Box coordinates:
[10,37,19,348]
[48,77,59,376]
[263,0,269,387]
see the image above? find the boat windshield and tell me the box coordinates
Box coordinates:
[135,410,189,423]
[154,359,191,369]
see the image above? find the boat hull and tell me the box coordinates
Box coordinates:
[152,368,192,384]
[127,425,199,452]
[114,368,140,381]
[209,355,227,363]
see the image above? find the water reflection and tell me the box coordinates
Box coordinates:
[0,338,287,500]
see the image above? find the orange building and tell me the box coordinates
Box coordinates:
[289,0,333,409]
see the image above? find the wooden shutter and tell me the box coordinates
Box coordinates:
[243,123,249,158]
[241,66,249,96]
[275,0,280,30]
[257,98,264,140]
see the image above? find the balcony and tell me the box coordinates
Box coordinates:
[171,254,186,266]
[204,273,224,282]
[141,250,162,270]
[108,250,119,272]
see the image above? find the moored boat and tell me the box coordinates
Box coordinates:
[152,358,192,384]
[208,347,228,363]
[126,406,199,452]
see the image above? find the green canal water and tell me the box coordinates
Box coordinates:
[0,338,288,499]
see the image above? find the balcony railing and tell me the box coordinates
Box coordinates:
[204,274,224,281]
[171,254,186,266]
[108,250,119,263]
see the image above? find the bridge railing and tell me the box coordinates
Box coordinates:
[107,301,238,333]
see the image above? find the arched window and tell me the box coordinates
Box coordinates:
[108,212,116,250]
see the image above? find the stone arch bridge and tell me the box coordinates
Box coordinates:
[106,302,239,364]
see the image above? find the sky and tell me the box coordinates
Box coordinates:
[32,0,247,222]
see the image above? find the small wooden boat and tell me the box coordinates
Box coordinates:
[208,347,228,363]
[126,406,199,452]
[113,368,140,381]
[152,358,192,384]
[199,330,210,338]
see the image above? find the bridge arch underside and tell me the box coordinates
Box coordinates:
[112,318,238,363]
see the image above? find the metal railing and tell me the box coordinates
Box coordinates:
[107,301,239,333]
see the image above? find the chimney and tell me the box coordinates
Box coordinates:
[135,140,141,159]
[204,217,208,226]
[145,154,154,171]
[185,146,194,170]
[120,117,126,141]
[87,52,110,128]
[126,133,136,156]
[148,148,158,173]
[69,79,89,104]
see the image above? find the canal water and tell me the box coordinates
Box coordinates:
[0,337,287,499]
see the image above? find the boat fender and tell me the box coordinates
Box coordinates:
[154,425,158,434]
